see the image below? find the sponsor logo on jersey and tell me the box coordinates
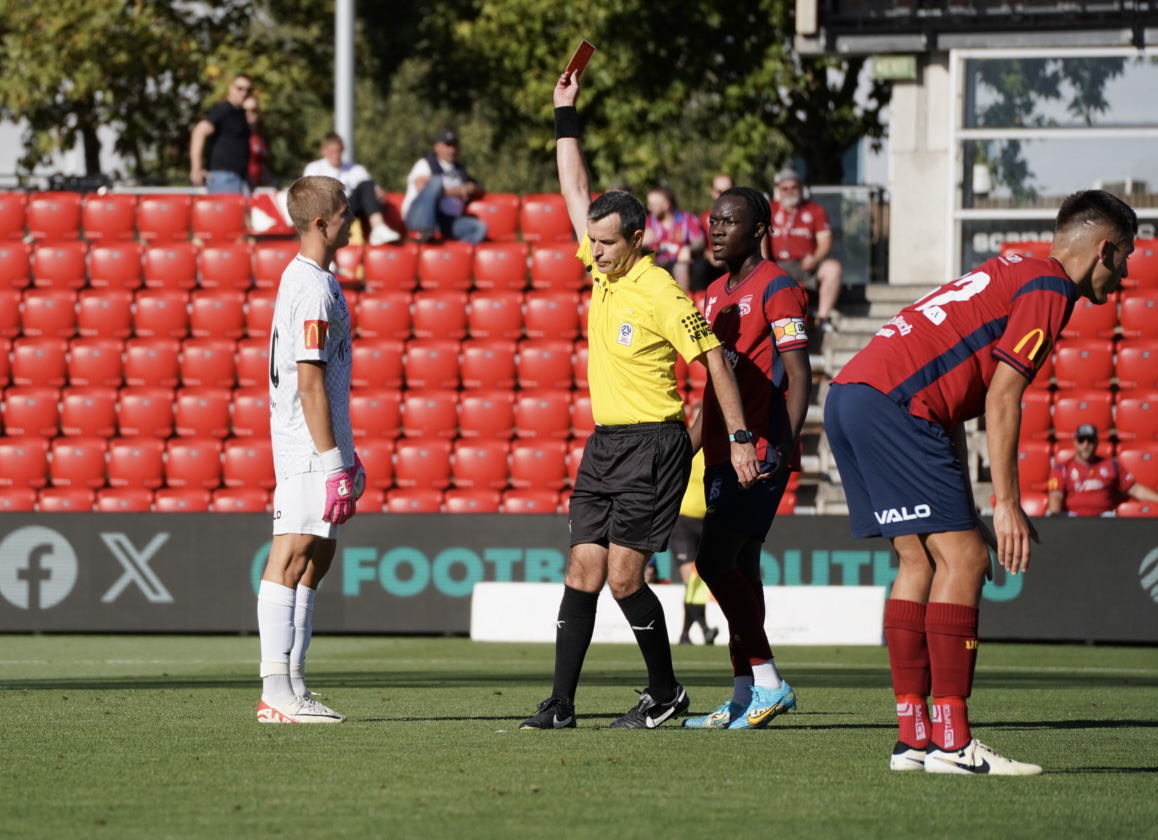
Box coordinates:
[874,504,932,525]
[618,322,634,347]
[681,312,714,343]
[738,295,753,316]
[305,320,328,350]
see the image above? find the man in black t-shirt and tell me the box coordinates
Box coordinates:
[190,74,253,194]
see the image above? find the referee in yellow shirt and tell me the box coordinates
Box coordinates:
[520,70,759,731]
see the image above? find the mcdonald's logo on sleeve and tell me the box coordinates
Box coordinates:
[1013,328,1045,360]
[304,320,328,350]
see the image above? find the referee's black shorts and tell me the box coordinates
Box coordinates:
[569,421,692,553]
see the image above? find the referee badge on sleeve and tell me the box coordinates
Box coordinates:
[618,322,634,346]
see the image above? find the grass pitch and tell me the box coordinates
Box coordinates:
[1,636,1155,840]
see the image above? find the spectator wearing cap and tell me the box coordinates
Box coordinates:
[401,130,487,244]
[1046,424,1158,516]
[762,167,843,333]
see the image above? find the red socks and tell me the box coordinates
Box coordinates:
[926,602,979,750]
[706,568,772,673]
[885,599,931,748]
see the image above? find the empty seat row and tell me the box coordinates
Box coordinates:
[1027,338,1158,391]
[1020,389,1158,442]
[0,485,272,513]
[354,289,590,341]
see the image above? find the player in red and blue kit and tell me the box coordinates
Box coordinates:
[682,187,813,730]
[825,190,1137,775]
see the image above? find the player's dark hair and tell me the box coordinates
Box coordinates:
[588,190,646,238]
[719,186,772,234]
[1056,190,1138,240]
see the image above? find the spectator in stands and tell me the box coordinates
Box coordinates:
[1046,424,1158,516]
[190,74,253,194]
[764,167,843,333]
[244,96,272,189]
[643,184,711,291]
[402,130,487,244]
[304,133,400,246]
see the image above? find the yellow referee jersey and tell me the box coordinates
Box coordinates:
[578,235,720,426]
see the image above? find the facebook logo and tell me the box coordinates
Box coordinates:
[0,526,78,610]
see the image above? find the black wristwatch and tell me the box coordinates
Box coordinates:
[728,430,753,444]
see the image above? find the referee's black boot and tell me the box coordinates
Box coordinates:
[609,684,689,729]
[519,696,576,730]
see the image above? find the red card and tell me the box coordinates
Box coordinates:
[565,40,596,80]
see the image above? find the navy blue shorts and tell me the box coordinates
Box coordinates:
[702,460,790,542]
[824,382,976,539]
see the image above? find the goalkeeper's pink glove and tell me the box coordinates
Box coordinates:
[351,452,366,501]
[321,447,357,525]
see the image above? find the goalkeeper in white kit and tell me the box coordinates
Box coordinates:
[256,175,365,724]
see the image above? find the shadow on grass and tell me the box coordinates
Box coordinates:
[1058,766,1158,774]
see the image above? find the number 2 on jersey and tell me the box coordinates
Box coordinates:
[914,271,991,325]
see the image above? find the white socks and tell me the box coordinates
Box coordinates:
[257,581,296,702]
[290,585,317,696]
[751,658,784,690]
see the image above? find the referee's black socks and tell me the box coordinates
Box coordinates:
[552,586,599,702]
[616,586,677,701]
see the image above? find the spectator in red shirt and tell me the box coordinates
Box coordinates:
[1047,424,1158,516]
[763,168,843,333]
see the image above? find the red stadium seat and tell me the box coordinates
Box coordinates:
[1020,491,1050,517]
[567,438,586,485]
[191,194,247,243]
[578,289,591,337]
[530,242,587,291]
[519,194,574,242]
[1115,391,1158,443]
[0,337,10,384]
[1116,500,1158,517]
[244,289,277,339]
[253,241,298,289]
[401,389,458,439]
[143,242,199,291]
[117,387,175,438]
[1118,443,1158,489]
[393,439,452,490]
[136,194,192,242]
[1019,389,1052,441]
[517,340,574,390]
[444,488,502,513]
[235,339,270,389]
[381,192,407,237]
[998,240,1051,261]
[354,437,395,490]
[0,485,37,511]
[1061,295,1117,340]
[452,439,509,490]
[174,387,232,438]
[471,241,529,290]
[49,436,107,489]
[1115,339,1158,391]
[26,192,82,240]
[385,488,443,513]
[357,291,412,340]
[180,338,236,388]
[509,439,568,490]
[351,339,405,390]
[501,488,559,513]
[330,244,361,286]
[154,487,212,512]
[468,290,524,340]
[38,487,96,511]
[571,391,595,439]
[459,390,516,440]
[0,292,17,341]
[77,288,133,339]
[460,339,517,390]
[190,289,246,339]
[573,340,589,389]
[0,241,31,289]
[0,192,27,240]
[1119,290,1158,340]
[164,437,223,489]
[0,436,49,488]
[465,193,520,242]
[1052,339,1114,391]
[60,386,117,437]
[3,386,60,437]
[96,487,154,512]
[349,389,402,439]
[412,290,469,340]
[133,289,190,339]
[89,241,144,290]
[107,436,165,489]
[403,339,461,390]
[363,242,419,292]
[212,486,270,512]
[417,241,474,290]
[81,193,137,241]
[32,240,87,290]
[67,338,123,388]
[124,338,181,388]
[777,491,797,515]
[524,290,580,340]
[1120,238,1158,291]
[21,289,77,338]
[1017,440,1053,493]
[11,337,68,387]
[199,242,254,290]
[231,387,271,438]
[514,390,572,439]
[1052,390,1113,442]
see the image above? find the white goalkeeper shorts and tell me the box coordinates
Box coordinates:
[272,472,338,539]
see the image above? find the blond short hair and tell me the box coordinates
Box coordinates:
[287,176,347,234]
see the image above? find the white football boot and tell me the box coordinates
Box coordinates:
[257,695,346,724]
[924,738,1042,775]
